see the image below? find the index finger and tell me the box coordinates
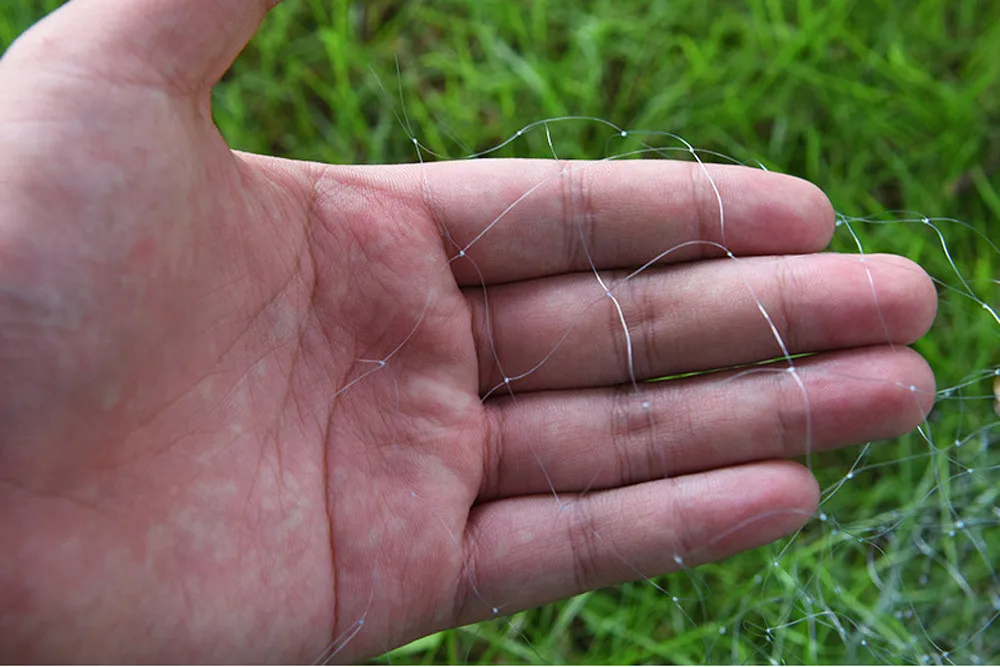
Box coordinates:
[393,159,835,286]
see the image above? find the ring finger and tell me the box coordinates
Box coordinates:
[479,345,934,501]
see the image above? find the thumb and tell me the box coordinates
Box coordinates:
[4,0,281,96]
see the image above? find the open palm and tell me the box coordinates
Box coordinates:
[0,1,937,662]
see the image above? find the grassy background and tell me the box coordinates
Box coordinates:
[3,0,1000,663]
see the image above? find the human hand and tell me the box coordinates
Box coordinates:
[0,0,936,662]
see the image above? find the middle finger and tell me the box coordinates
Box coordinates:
[467,253,936,395]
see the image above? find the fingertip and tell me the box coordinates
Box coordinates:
[720,167,836,256]
[862,254,939,344]
[737,460,821,549]
[795,176,838,251]
[753,171,837,251]
[900,346,937,424]
[800,346,938,450]
[679,460,820,567]
[751,459,821,524]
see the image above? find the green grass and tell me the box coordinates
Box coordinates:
[3,0,1000,664]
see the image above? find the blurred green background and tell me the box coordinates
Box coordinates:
[3,0,999,663]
